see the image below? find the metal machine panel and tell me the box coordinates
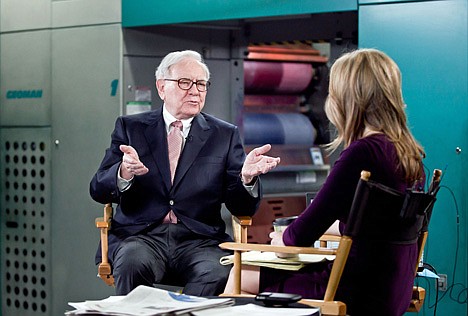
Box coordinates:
[203,59,235,122]
[50,24,121,314]
[260,165,330,196]
[1,127,52,316]
[230,59,245,125]
[243,12,357,49]
[123,26,232,59]
[0,0,51,32]
[0,31,51,127]
[122,0,357,27]
[52,0,121,28]
[123,56,161,114]
[359,0,419,3]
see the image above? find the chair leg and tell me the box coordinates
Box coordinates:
[407,286,425,312]
[233,251,242,294]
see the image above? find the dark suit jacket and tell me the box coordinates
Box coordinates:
[90,108,261,263]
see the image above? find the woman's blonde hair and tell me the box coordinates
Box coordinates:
[324,48,425,182]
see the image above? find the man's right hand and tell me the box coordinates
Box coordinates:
[119,145,149,180]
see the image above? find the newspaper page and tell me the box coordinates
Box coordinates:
[65,285,234,315]
[192,303,320,316]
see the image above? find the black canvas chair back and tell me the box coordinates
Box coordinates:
[345,171,437,245]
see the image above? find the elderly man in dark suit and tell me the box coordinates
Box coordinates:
[90,50,280,296]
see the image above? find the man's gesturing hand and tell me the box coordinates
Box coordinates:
[241,144,280,184]
[119,145,149,180]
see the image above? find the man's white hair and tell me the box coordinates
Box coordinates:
[155,50,210,80]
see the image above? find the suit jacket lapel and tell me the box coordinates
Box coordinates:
[144,110,172,191]
[172,114,211,188]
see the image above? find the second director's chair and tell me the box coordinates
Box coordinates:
[220,169,441,316]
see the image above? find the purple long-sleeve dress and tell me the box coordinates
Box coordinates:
[259,134,420,316]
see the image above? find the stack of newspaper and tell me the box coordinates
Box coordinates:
[66,285,320,316]
[65,285,234,315]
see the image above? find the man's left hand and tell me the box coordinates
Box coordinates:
[241,144,280,184]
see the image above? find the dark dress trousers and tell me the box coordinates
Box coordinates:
[90,108,261,295]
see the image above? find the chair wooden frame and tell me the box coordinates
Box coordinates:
[95,203,115,286]
[219,241,347,315]
[220,169,441,316]
[95,204,252,287]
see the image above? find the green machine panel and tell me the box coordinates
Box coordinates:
[122,0,357,27]
[0,31,51,127]
[359,0,420,3]
[50,23,121,315]
[359,1,467,315]
[0,0,51,32]
[1,127,52,316]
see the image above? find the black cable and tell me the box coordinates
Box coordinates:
[414,166,467,312]
[422,263,439,314]
[425,184,467,308]
[416,274,438,316]
[439,185,467,304]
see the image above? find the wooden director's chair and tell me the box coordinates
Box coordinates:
[220,169,441,316]
[95,204,252,287]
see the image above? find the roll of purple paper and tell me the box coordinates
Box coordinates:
[244,61,314,94]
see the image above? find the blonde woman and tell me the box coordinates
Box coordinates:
[224,49,425,316]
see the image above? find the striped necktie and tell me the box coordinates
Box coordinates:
[167,120,183,183]
[164,120,183,224]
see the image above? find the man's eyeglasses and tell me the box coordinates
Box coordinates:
[164,78,211,92]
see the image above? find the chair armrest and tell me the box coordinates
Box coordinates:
[96,203,113,228]
[232,216,252,226]
[219,242,337,256]
[95,217,110,228]
[299,299,347,316]
[319,235,341,242]
[231,216,252,243]
[319,234,342,248]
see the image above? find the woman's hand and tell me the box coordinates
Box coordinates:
[269,231,297,259]
[269,231,285,246]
